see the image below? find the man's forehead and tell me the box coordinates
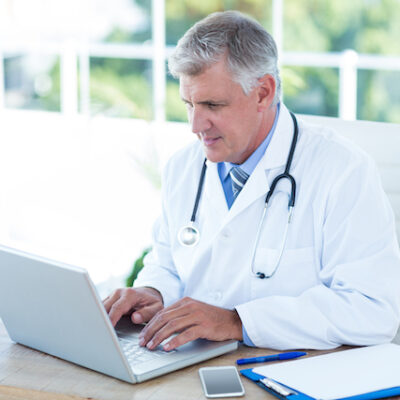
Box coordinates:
[179,71,236,102]
[179,85,228,104]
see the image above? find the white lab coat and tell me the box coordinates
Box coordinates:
[135,104,400,350]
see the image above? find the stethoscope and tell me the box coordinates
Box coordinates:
[178,112,299,279]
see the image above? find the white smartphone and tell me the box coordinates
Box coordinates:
[199,366,245,398]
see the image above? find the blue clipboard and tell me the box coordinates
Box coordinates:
[240,368,400,400]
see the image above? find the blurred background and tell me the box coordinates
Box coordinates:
[0,0,399,291]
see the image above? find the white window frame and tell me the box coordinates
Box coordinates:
[0,0,400,122]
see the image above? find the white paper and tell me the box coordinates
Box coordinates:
[253,343,400,400]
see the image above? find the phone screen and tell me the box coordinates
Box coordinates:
[199,366,245,397]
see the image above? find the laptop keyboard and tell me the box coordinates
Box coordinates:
[118,337,176,364]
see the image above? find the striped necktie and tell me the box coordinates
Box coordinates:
[230,167,249,200]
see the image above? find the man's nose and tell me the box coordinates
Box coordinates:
[190,108,212,134]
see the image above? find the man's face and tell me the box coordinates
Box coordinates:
[179,58,273,164]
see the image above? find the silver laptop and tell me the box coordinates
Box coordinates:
[0,245,238,383]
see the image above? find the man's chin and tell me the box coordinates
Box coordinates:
[203,150,225,164]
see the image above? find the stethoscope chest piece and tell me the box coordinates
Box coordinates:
[178,223,200,246]
[178,159,207,247]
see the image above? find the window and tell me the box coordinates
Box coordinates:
[1,0,399,122]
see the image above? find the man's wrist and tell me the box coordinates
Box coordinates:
[231,309,243,341]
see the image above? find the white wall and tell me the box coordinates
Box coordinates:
[0,109,194,284]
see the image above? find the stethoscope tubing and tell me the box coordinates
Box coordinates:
[265,112,298,208]
[190,159,207,223]
[178,111,299,279]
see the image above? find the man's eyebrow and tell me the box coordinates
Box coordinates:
[180,97,227,105]
[198,100,227,105]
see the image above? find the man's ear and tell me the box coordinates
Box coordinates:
[256,74,276,111]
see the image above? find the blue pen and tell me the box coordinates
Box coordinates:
[236,351,307,365]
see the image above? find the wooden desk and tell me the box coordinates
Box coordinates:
[0,321,398,400]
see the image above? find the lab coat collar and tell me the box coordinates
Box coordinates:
[258,103,295,171]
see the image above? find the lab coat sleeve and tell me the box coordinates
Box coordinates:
[236,155,400,350]
[133,163,184,307]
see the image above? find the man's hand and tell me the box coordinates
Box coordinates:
[103,287,164,327]
[138,297,243,351]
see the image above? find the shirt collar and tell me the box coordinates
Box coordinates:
[219,102,281,180]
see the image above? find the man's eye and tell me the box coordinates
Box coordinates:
[207,103,219,109]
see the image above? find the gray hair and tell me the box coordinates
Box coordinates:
[168,10,281,105]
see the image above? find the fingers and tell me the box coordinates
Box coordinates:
[103,289,127,315]
[105,293,242,351]
[163,327,200,351]
[138,298,244,351]
[131,302,163,324]
[139,300,191,335]
[103,287,164,327]
[107,290,137,327]
[140,314,197,350]
[139,298,202,350]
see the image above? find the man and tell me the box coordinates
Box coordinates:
[104,11,400,351]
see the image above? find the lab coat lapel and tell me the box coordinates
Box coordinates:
[225,104,295,223]
[202,159,229,223]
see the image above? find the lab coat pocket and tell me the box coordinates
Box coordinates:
[253,247,280,278]
[252,246,317,297]
[281,247,315,265]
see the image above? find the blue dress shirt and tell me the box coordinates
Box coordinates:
[217,103,280,346]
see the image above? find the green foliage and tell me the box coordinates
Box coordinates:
[39,58,61,112]
[126,247,152,287]
[5,55,61,112]
[283,0,400,54]
[36,0,400,123]
[283,66,339,117]
[104,0,152,43]
[89,58,152,119]
[166,80,187,122]
[358,70,400,123]
[280,0,400,121]
[165,0,272,44]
